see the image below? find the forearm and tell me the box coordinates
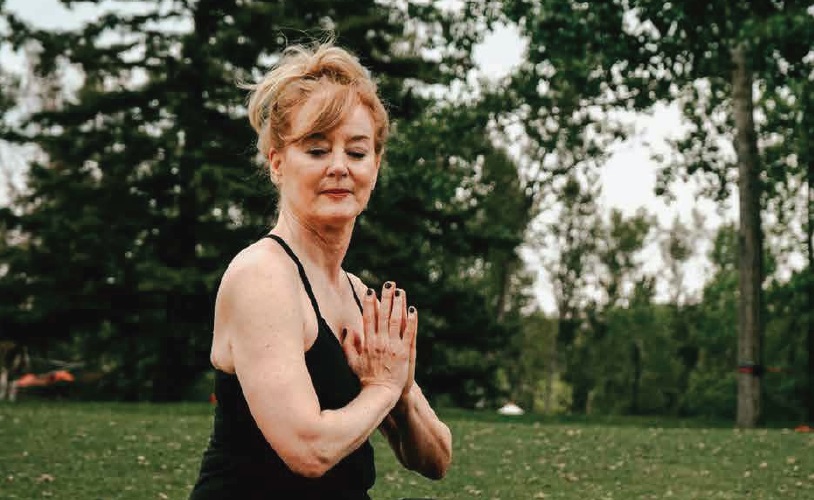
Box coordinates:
[384,384,452,479]
[312,384,400,469]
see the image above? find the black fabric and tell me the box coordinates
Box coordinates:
[190,234,374,499]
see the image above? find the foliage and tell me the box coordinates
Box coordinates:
[348,101,534,406]
[0,0,528,403]
[763,269,811,423]
[499,311,560,412]
[500,0,812,424]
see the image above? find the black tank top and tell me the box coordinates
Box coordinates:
[190,234,374,500]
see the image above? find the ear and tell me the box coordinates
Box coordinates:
[268,147,283,186]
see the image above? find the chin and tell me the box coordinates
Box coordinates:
[314,209,358,227]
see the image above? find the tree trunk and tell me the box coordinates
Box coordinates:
[731,43,763,428]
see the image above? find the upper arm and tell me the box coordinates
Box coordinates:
[218,251,323,469]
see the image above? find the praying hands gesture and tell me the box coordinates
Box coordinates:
[343,280,449,479]
[343,281,417,399]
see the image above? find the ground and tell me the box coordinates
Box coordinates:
[0,403,811,499]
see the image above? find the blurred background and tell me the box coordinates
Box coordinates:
[0,0,811,427]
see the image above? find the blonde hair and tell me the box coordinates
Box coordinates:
[244,42,389,165]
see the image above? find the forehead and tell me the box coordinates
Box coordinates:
[337,105,375,137]
[290,98,376,142]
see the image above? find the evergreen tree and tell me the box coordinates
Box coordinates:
[0,0,526,402]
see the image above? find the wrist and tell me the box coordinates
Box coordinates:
[392,384,419,417]
[363,381,402,407]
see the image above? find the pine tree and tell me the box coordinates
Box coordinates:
[1,0,529,402]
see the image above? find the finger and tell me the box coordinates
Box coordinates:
[404,305,418,348]
[389,288,405,340]
[363,287,377,342]
[378,281,395,336]
[341,328,360,364]
[399,289,408,338]
[409,306,417,355]
[354,329,364,353]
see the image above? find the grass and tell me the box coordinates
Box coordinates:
[0,402,812,499]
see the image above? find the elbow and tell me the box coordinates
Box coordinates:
[423,461,449,481]
[276,440,336,478]
[427,446,453,480]
[418,428,453,480]
[417,450,451,480]
[282,450,333,478]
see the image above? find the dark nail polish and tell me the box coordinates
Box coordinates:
[384,282,392,289]
[366,288,373,296]
[395,290,401,297]
[408,306,416,314]
[342,328,347,337]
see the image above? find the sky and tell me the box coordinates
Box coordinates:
[1,1,741,313]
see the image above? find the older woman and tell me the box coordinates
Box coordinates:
[189,42,452,499]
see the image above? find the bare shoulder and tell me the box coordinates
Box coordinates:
[224,238,294,282]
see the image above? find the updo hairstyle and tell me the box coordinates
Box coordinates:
[244,42,389,166]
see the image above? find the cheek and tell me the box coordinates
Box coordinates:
[357,173,377,209]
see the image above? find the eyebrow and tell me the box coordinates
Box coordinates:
[302,133,371,143]
[346,134,371,143]
[302,133,327,143]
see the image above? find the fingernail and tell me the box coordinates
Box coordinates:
[342,328,347,338]
[395,290,401,297]
[366,288,373,296]
[384,282,392,289]
[408,306,416,314]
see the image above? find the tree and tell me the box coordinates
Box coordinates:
[530,170,600,413]
[0,0,523,401]
[658,213,705,404]
[498,0,657,414]
[681,224,739,418]
[759,57,814,423]
[501,311,558,412]
[595,208,653,413]
[348,100,534,406]
[629,0,814,427]
[502,0,812,426]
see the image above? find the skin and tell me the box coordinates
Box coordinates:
[209,100,452,480]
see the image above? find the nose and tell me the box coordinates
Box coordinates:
[327,150,349,178]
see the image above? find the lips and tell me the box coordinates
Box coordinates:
[321,189,352,195]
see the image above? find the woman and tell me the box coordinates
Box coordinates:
[189,41,452,499]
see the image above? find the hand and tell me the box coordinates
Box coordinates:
[342,281,417,397]
[379,285,417,401]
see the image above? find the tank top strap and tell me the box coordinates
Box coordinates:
[345,273,363,313]
[264,234,324,320]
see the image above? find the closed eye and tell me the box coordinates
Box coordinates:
[348,150,367,159]
[308,148,329,157]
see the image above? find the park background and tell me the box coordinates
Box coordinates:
[0,0,812,498]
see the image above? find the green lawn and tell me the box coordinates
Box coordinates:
[0,403,811,499]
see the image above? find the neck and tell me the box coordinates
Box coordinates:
[272,208,354,285]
